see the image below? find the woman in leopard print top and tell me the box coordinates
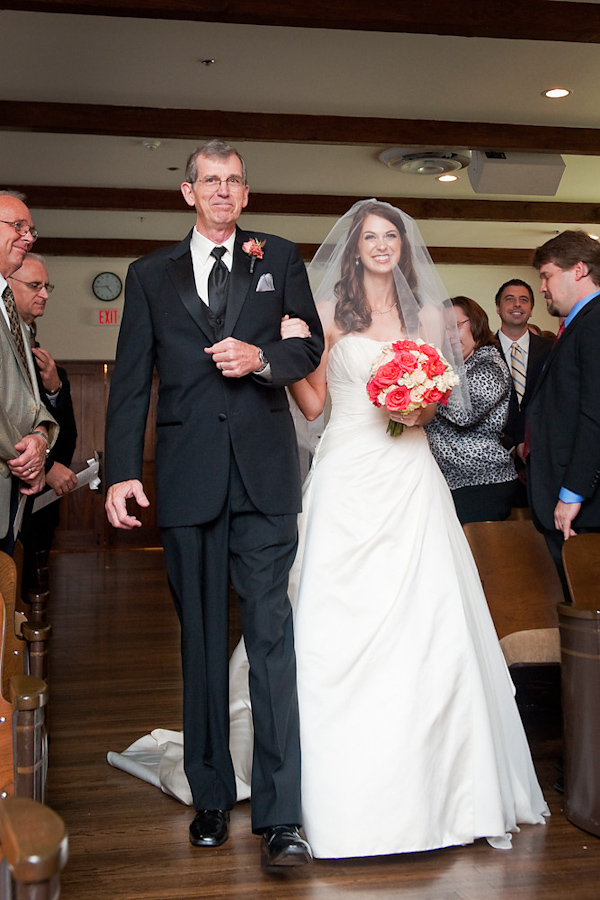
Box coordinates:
[425,296,518,525]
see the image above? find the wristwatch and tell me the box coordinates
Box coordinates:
[29,430,51,456]
[255,348,269,374]
[46,380,62,398]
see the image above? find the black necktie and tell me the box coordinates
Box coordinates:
[208,246,229,313]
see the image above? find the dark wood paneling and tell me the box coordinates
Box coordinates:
[35,237,538,266]
[17,185,600,224]
[2,100,600,155]
[52,362,161,550]
[8,0,600,43]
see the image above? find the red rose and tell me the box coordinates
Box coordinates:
[424,356,446,377]
[395,350,418,373]
[392,339,419,352]
[422,386,445,404]
[375,359,402,386]
[366,378,383,405]
[384,385,411,411]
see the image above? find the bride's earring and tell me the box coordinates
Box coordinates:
[355,257,361,267]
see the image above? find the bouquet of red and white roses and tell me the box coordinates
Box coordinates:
[366,339,459,436]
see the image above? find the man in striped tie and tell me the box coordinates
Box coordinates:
[495,279,553,505]
[0,191,57,553]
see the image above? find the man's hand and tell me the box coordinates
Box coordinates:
[205,337,261,378]
[46,462,78,496]
[8,432,48,492]
[32,347,61,394]
[105,479,150,529]
[554,499,581,540]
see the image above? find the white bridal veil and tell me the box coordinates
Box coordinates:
[306,198,470,414]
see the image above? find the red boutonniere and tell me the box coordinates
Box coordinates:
[242,238,266,273]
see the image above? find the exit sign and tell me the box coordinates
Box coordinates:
[97,309,119,325]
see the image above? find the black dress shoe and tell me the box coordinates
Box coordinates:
[189,809,230,847]
[261,825,313,870]
[554,776,565,794]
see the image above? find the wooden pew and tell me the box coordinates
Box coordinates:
[0,796,68,900]
[13,542,53,684]
[0,551,48,801]
[559,533,600,837]
[463,519,563,666]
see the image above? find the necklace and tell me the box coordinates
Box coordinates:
[369,302,396,315]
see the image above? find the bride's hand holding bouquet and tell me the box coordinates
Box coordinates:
[367,339,459,436]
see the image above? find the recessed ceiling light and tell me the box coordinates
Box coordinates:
[200,58,216,66]
[543,88,571,99]
[437,174,458,183]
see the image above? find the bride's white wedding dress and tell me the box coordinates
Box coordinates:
[108,335,548,857]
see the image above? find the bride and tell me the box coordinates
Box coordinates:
[109,199,549,858]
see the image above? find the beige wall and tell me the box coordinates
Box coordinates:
[35,257,558,362]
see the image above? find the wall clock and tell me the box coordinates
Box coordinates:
[92,271,122,302]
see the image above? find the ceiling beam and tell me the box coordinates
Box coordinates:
[16,185,600,224]
[34,237,536,266]
[2,101,599,156]
[7,0,600,44]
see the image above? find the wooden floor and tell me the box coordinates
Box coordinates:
[45,549,599,900]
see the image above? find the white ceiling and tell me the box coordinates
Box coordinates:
[2,7,600,250]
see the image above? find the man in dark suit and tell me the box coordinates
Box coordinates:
[105,141,324,868]
[494,278,553,505]
[11,253,78,588]
[527,231,600,593]
[0,191,57,554]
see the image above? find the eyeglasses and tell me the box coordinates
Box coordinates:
[0,219,38,242]
[192,176,246,190]
[455,318,471,329]
[9,276,54,293]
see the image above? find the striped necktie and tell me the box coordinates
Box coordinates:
[3,284,32,385]
[510,342,526,406]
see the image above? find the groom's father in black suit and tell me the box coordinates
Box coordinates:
[105,140,323,867]
[527,231,600,593]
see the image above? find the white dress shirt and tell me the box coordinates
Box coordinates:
[189,228,235,304]
[498,328,530,374]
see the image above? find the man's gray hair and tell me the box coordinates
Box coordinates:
[184,140,247,185]
[23,252,47,267]
[0,189,27,203]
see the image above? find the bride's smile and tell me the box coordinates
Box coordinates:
[358,213,402,276]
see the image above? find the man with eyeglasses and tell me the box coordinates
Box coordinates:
[0,190,57,554]
[10,252,78,586]
[105,140,323,869]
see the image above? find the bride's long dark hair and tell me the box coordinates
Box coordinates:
[333,201,418,334]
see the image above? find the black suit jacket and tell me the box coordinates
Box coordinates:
[105,227,324,528]
[527,294,600,531]
[37,365,77,470]
[500,331,553,448]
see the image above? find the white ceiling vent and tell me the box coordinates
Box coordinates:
[378,147,471,176]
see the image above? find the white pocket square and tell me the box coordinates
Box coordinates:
[256,273,275,292]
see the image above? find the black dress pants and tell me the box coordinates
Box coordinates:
[161,455,301,832]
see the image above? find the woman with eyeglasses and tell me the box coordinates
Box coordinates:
[425,295,519,525]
